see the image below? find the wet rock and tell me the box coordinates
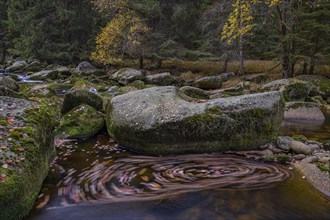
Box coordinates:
[0,76,20,91]
[284,102,325,121]
[277,136,294,151]
[61,90,103,115]
[179,86,210,100]
[29,69,59,80]
[5,60,27,72]
[193,76,225,90]
[56,104,105,139]
[145,72,183,86]
[112,68,144,85]
[290,141,312,155]
[75,61,103,76]
[261,149,275,161]
[106,86,284,155]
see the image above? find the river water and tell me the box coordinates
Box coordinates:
[26,112,330,220]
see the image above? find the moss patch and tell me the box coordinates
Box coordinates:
[0,97,55,220]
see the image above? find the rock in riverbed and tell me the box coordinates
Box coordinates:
[0,97,55,220]
[106,86,285,155]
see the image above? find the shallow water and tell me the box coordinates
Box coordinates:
[27,114,330,220]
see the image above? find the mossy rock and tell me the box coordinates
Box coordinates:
[106,87,284,155]
[56,104,105,139]
[61,90,103,115]
[295,75,330,99]
[193,76,224,90]
[281,82,310,101]
[0,76,20,91]
[179,86,210,100]
[0,97,55,220]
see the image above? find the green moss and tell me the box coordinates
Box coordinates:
[0,104,55,220]
[205,107,222,115]
[316,162,330,175]
[282,82,309,101]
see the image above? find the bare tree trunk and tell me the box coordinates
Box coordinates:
[309,56,315,75]
[139,55,144,70]
[238,1,244,76]
[302,61,308,75]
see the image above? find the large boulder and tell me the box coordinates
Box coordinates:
[112,68,145,85]
[61,90,103,115]
[5,60,27,73]
[106,87,285,155]
[56,104,105,139]
[193,76,224,90]
[284,101,325,121]
[145,72,183,86]
[295,75,330,100]
[0,76,20,92]
[0,97,55,220]
[262,78,310,101]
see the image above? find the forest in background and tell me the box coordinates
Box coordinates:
[0,0,330,77]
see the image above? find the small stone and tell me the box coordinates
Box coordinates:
[277,136,293,151]
[293,154,306,160]
[308,144,320,152]
[290,141,312,155]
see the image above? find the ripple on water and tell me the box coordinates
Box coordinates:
[49,153,291,208]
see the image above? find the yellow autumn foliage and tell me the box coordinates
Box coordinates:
[221,0,281,45]
[91,0,149,64]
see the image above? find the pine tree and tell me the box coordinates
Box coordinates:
[6,0,97,64]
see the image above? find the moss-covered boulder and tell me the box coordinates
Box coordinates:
[106,86,284,155]
[262,78,310,101]
[112,68,145,85]
[56,104,105,139]
[179,86,210,100]
[295,75,330,100]
[145,72,184,86]
[0,76,20,91]
[193,76,224,90]
[0,97,55,220]
[61,90,103,115]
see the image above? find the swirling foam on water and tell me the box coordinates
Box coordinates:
[51,153,291,208]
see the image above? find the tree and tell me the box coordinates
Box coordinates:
[0,0,7,63]
[91,0,150,68]
[221,0,258,75]
[6,0,97,64]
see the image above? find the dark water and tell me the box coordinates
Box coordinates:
[27,114,330,220]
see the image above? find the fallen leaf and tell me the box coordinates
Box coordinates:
[2,164,8,169]
[17,147,24,152]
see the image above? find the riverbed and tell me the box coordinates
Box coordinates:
[27,114,330,220]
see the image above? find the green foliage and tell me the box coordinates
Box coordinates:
[6,0,98,64]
